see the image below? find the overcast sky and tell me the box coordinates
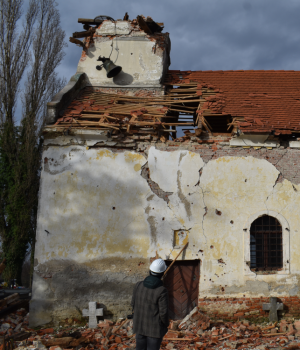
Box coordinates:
[55,0,300,82]
[14,0,300,123]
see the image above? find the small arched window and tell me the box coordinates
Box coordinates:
[250,215,283,271]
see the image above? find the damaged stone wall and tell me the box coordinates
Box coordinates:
[30,134,300,326]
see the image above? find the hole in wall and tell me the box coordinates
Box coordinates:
[205,115,233,133]
[173,230,189,247]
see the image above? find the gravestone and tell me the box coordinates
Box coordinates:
[82,302,103,328]
[262,297,283,322]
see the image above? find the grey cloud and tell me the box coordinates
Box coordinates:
[26,0,300,82]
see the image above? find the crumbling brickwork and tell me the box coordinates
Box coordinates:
[140,141,300,185]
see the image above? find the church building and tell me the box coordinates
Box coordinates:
[30,15,300,326]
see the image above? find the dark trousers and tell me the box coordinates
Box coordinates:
[136,334,163,350]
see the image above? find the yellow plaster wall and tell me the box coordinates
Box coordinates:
[35,145,300,300]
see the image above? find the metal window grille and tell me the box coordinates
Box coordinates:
[250,215,283,271]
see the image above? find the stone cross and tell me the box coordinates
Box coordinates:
[262,297,283,322]
[82,302,103,328]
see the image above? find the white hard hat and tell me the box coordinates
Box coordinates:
[150,258,167,273]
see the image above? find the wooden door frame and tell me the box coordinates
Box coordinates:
[164,259,201,319]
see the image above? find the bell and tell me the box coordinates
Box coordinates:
[102,59,122,78]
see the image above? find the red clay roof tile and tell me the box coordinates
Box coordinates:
[164,70,300,134]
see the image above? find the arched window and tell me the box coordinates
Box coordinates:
[250,215,283,271]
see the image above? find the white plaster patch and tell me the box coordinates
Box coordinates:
[230,134,278,148]
[289,141,300,148]
[148,147,204,193]
[96,21,132,35]
[178,151,204,195]
[44,130,110,146]
[76,36,166,86]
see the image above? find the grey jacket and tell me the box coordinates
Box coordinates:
[131,279,169,338]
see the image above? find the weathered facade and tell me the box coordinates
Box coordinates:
[30,15,300,327]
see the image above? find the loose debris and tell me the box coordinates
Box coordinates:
[48,85,201,141]
[0,294,30,320]
[46,80,244,142]
[70,15,164,50]
[2,307,300,350]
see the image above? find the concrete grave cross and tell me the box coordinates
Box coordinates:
[82,302,103,328]
[262,297,283,322]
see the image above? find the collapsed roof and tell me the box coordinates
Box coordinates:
[165,70,300,136]
[47,13,300,140]
[48,70,300,139]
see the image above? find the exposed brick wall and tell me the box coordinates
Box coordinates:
[143,142,300,185]
[198,296,300,320]
[76,127,300,185]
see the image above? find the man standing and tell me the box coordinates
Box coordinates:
[131,258,169,350]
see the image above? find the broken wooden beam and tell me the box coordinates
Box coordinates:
[145,18,163,33]
[136,16,152,34]
[69,37,85,48]
[0,331,32,344]
[72,28,96,38]
[41,337,75,347]
[78,18,102,24]
[0,293,19,308]
[0,299,29,318]
[78,16,114,25]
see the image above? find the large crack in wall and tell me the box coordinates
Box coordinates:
[140,162,173,203]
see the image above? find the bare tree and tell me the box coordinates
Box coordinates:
[0,0,38,124]
[23,0,66,131]
[0,0,66,284]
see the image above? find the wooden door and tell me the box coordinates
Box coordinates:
[164,260,200,320]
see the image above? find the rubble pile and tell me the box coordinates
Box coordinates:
[0,308,29,336]
[5,318,136,350]
[2,307,300,350]
[49,86,198,142]
[164,307,300,350]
